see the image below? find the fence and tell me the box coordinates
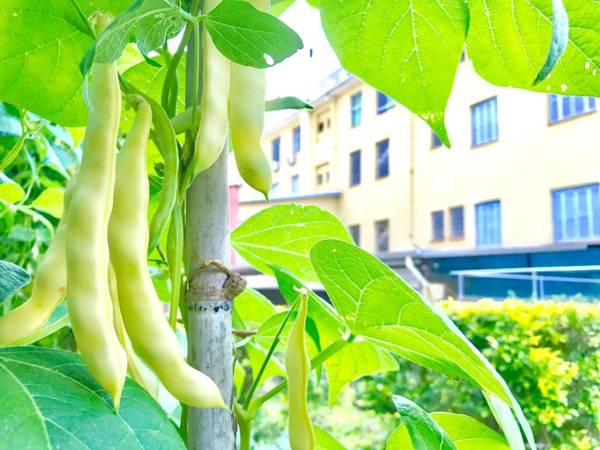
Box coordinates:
[450,265,600,300]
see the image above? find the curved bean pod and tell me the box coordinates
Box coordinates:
[108,96,226,409]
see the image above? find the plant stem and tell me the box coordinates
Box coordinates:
[248,337,349,416]
[235,403,252,450]
[184,0,235,446]
[242,297,300,410]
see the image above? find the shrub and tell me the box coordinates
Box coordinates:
[354,299,600,449]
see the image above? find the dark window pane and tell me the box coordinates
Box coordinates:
[431,211,444,241]
[376,139,390,178]
[350,150,361,186]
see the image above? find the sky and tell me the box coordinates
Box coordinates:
[265,1,340,101]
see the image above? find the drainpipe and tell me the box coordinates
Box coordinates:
[408,113,416,247]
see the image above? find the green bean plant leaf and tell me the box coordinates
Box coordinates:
[314,425,346,450]
[0,347,185,449]
[310,239,535,446]
[387,409,509,450]
[0,1,92,126]
[317,0,468,147]
[231,204,352,282]
[93,0,187,67]
[0,261,30,302]
[271,265,347,348]
[31,187,65,219]
[467,0,600,97]
[0,177,26,204]
[271,0,296,16]
[390,396,457,450]
[205,0,303,68]
[266,96,313,111]
[325,340,398,406]
[533,0,569,85]
[73,0,134,17]
[123,56,188,115]
[234,288,277,330]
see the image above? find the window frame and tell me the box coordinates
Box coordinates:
[548,94,596,125]
[376,91,395,115]
[349,224,361,246]
[449,206,465,239]
[350,92,362,128]
[431,132,443,149]
[375,138,390,179]
[290,174,300,194]
[374,219,390,252]
[292,126,301,154]
[552,183,600,243]
[475,200,502,247]
[349,149,361,187]
[431,210,445,242]
[470,96,499,148]
[271,137,281,170]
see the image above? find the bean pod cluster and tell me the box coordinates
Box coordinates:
[0,13,225,411]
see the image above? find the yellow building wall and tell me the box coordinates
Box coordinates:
[237,62,600,254]
[413,60,600,249]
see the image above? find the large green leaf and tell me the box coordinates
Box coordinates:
[234,287,277,330]
[205,0,303,68]
[387,411,509,450]
[31,187,65,219]
[0,2,91,126]
[325,340,398,405]
[467,0,600,96]
[310,239,512,403]
[533,0,569,84]
[271,266,346,347]
[0,347,185,449]
[0,261,30,302]
[315,425,346,450]
[318,0,468,146]
[75,0,134,17]
[95,0,186,64]
[231,204,352,282]
[123,57,187,117]
[390,396,456,450]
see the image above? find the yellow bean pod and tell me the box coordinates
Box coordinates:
[228,0,272,198]
[0,178,76,347]
[190,0,230,178]
[65,14,127,409]
[285,290,316,450]
[108,265,159,398]
[108,96,226,409]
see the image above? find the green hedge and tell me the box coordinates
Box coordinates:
[354,299,600,449]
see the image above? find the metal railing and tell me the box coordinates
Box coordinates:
[450,265,600,300]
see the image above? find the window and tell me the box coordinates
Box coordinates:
[450,206,465,239]
[375,220,390,252]
[431,132,443,149]
[431,211,444,241]
[271,182,279,195]
[471,97,498,146]
[271,137,281,166]
[475,200,502,247]
[291,175,300,194]
[351,92,362,127]
[316,173,323,185]
[292,126,301,154]
[318,122,325,133]
[552,184,600,242]
[349,225,360,246]
[376,92,395,114]
[376,139,390,178]
[350,150,361,186]
[549,95,596,123]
